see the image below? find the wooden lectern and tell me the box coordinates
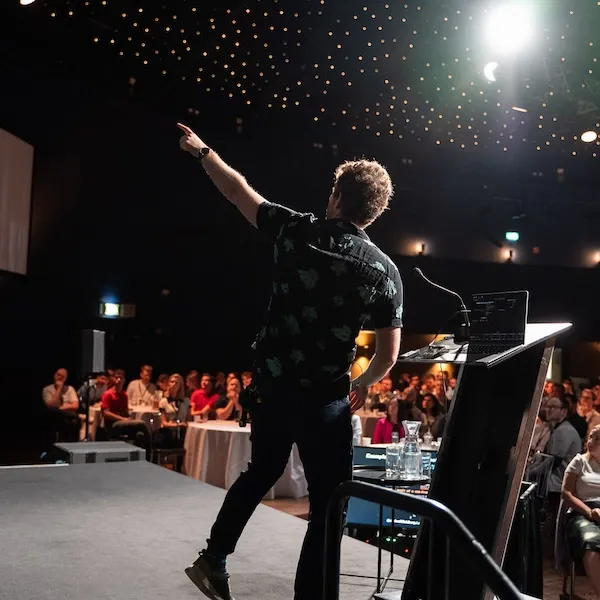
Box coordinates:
[401,323,571,600]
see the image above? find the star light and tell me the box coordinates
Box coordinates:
[35,0,600,157]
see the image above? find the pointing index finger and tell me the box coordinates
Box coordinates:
[177,122,193,135]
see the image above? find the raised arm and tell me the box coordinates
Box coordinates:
[178,123,266,227]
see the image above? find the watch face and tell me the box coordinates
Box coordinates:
[200,147,210,157]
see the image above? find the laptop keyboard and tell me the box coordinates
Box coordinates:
[468,343,512,356]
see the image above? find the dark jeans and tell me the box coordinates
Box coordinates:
[207,395,353,600]
[107,419,152,458]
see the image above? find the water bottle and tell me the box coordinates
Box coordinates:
[386,431,400,478]
[402,420,424,480]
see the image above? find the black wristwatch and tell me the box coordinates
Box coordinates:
[197,147,211,160]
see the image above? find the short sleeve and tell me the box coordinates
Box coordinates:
[101,391,111,411]
[214,396,228,410]
[565,454,584,476]
[256,201,312,241]
[371,268,404,329]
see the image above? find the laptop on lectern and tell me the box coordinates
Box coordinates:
[466,290,529,361]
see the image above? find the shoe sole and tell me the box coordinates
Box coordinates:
[185,564,234,600]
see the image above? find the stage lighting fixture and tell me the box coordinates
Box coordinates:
[484,4,534,54]
[19,0,36,5]
[505,231,520,242]
[484,62,498,82]
[581,131,598,143]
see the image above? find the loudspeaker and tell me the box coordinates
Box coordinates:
[81,329,105,375]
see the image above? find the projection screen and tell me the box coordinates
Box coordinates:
[0,128,33,275]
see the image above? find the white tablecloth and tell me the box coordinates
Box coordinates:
[184,421,308,500]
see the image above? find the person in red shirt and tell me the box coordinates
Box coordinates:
[190,373,220,419]
[101,369,152,457]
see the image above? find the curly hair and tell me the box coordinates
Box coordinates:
[332,159,393,227]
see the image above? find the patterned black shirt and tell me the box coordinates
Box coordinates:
[253,201,403,401]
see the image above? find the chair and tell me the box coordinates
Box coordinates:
[555,499,587,600]
[153,447,186,473]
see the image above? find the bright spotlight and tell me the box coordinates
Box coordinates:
[484,62,498,82]
[485,4,534,54]
[20,0,36,5]
[581,130,598,143]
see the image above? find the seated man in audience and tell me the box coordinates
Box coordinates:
[126,364,158,407]
[530,396,582,515]
[578,388,600,445]
[101,369,152,458]
[42,368,80,442]
[191,373,220,419]
[76,371,108,413]
[215,378,243,421]
[369,375,395,411]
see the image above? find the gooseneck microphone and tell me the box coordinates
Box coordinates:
[414,268,471,344]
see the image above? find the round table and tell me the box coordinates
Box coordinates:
[184,421,308,500]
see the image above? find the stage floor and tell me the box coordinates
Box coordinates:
[0,461,406,600]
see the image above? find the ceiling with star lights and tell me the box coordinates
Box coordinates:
[10,0,600,159]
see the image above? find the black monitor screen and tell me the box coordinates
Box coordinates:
[470,290,528,343]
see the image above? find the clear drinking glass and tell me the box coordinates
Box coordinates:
[401,420,424,480]
[385,431,401,478]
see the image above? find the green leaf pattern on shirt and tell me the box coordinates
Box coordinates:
[299,269,319,289]
[283,237,294,252]
[395,304,404,320]
[384,278,397,298]
[266,357,283,377]
[283,314,301,334]
[322,365,340,374]
[302,306,318,322]
[358,284,378,304]
[333,295,345,307]
[371,262,386,272]
[290,349,305,364]
[331,325,352,342]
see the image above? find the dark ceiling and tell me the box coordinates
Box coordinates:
[3,0,600,169]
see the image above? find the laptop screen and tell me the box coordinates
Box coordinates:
[470,291,529,344]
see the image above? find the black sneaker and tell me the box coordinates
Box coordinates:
[185,552,235,600]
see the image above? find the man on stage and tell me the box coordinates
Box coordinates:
[178,123,403,600]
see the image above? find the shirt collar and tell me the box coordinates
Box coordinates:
[327,218,371,242]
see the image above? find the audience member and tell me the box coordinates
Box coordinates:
[191,373,220,418]
[186,370,200,396]
[241,371,253,390]
[101,369,152,457]
[369,376,395,411]
[215,378,243,421]
[578,388,600,446]
[561,425,600,597]
[77,371,108,413]
[156,373,170,399]
[421,393,446,439]
[563,393,587,441]
[42,368,80,442]
[155,373,189,448]
[372,398,411,444]
[126,364,158,407]
[533,396,582,504]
